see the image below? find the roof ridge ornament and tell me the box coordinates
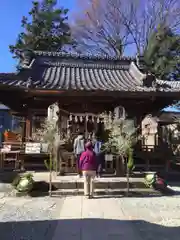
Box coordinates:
[130,61,157,88]
[136,54,140,67]
[136,54,145,69]
[129,62,146,82]
[19,49,35,69]
[26,77,33,88]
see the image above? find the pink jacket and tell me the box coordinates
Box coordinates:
[79,149,97,171]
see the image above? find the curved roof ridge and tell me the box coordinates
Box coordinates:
[0,72,18,80]
[41,60,130,70]
[34,50,135,61]
[0,72,17,76]
[129,62,146,83]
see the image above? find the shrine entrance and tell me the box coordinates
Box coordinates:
[0,50,180,174]
[47,105,125,175]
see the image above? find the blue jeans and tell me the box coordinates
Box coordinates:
[96,153,105,176]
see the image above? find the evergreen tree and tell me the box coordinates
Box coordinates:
[9,0,73,60]
[144,24,180,80]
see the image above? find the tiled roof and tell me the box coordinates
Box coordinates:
[0,51,179,92]
[35,63,141,91]
[0,73,17,80]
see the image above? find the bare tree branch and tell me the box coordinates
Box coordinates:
[72,0,180,56]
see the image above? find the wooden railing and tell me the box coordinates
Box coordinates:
[134,144,174,171]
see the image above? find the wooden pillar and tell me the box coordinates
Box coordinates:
[57,105,70,139]
[20,116,26,170]
[25,111,32,140]
[133,114,143,171]
[22,117,26,142]
[159,123,165,147]
[58,110,62,139]
[84,114,88,139]
[135,115,142,149]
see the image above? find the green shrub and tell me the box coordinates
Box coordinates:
[144,173,156,188]
[22,173,33,180]
[12,173,34,193]
[44,158,56,171]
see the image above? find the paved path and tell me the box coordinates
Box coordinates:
[0,194,180,239]
[52,195,180,240]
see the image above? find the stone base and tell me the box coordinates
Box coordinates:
[51,188,162,197]
[50,177,146,190]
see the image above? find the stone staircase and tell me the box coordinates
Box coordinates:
[32,173,161,197]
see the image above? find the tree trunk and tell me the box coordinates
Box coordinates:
[116,155,125,177]
[124,156,130,197]
[54,138,64,175]
[49,152,52,197]
[115,155,121,176]
[126,167,130,197]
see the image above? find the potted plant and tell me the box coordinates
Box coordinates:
[12,173,34,194]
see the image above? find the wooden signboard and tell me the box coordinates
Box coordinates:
[25,142,41,154]
[105,154,113,161]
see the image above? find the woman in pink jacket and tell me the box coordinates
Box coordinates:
[79,141,97,199]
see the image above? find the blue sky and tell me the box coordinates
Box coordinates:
[0,0,76,73]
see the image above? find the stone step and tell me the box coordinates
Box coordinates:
[50,188,162,197]
[51,179,146,189]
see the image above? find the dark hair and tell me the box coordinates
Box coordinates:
[85,141,93,149]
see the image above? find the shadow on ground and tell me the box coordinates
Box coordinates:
[0,171,19,184]
[0,218,180,239]
[80,189,180,199]
[30,185,180,198]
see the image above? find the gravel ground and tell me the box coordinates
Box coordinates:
[0,196,65,240]
[116,192,180,239]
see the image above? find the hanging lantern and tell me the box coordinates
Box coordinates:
[75,115,78,123]
[80,116,83,122]
[94,116,97,123]
[114,106,126,120]
[69,114,72,121]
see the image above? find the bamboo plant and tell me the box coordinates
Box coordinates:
[102,112,137,196]
[35,117,58,197]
